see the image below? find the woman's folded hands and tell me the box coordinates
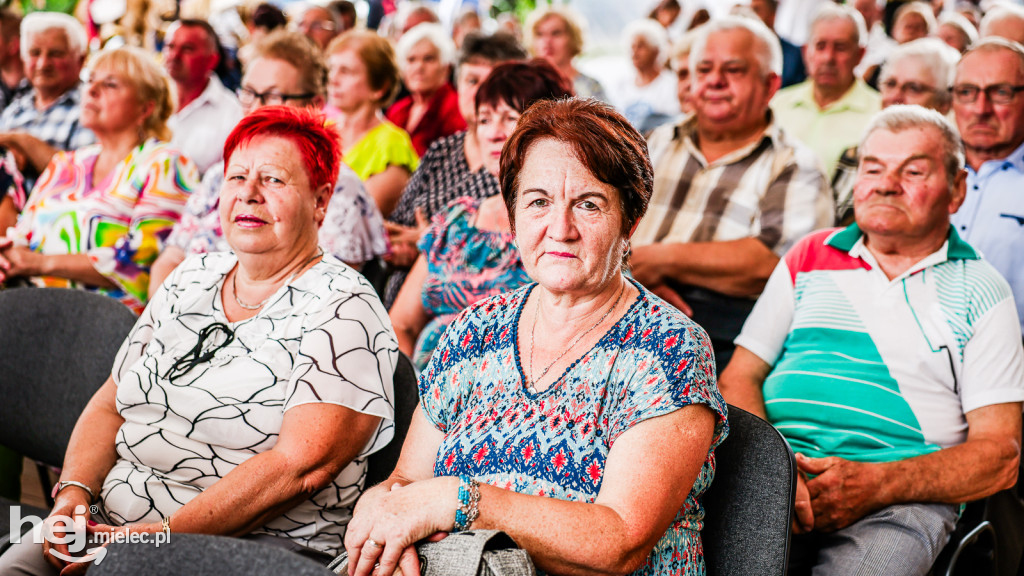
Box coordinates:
[343,477,459,576]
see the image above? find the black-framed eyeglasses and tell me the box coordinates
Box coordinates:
[164,323,235,383]
[951,83,1024,105]
[236,87,316,107]
[880,78,937,96]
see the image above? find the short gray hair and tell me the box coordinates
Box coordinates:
[671,26,701,68]
[860,105,964,181]
[396,22,456,68]
[21,12,86,61]
[893,2,938,36]
[623,18,670,68]
[689,15,782,78]
[881,38,961,106]
[958,37,1024,82]
[809,4,868,48]
[938,12,978,48]
[980,4,1024,37]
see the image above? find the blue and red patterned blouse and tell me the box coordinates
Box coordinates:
[414,197,530,370]
[420,280,729,575]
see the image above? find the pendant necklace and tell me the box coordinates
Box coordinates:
[527,281,626,393]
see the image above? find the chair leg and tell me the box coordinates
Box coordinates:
[35,462,53,509]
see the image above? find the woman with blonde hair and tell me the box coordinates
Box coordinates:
[525,5,606,101]
[326,30,419,217]
[0,46,198,314]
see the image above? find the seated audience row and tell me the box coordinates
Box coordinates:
[389,59,571,371]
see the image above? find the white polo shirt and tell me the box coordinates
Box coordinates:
[168,76,243,174]
[736,225,1024,463]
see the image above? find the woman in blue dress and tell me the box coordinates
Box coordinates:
[389,60,573,371]
[348,98,727,576]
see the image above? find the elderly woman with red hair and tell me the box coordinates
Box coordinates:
[0,106,398,575]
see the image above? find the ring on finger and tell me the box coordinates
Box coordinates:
[365,538,382,550]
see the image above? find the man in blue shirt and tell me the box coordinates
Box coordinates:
[952,38,1024,334]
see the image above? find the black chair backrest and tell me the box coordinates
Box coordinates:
[91,533,335,575]
[702,404,796,576]
[0,288,137,467]
[365,352,418,487]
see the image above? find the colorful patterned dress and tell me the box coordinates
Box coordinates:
[9,139,197,314]
[413,197,530,370]
[420,281,729,575]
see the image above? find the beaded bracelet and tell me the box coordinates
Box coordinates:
[453,475,480,532]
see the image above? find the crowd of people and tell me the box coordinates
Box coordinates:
[0,0,1021,575]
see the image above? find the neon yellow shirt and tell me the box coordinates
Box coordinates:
[343,121,419,181]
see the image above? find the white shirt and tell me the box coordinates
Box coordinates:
[168,76,243,174]
[609,69,680,133]
[107,252,397,553]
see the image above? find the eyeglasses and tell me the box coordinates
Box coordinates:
[297,20,336,33]
[163,323,235,383]
[236,87,316,107]
[880,78,937,97]
[951,83,1024,105]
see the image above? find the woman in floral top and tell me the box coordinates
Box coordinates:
[389,61,571,371]
[0,47,196,314]
[347,99,727,576]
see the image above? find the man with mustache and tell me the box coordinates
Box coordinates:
[629,16,832,373]
[951,38,1024,336]
[721,104,1024,576]
[771,4,880,175]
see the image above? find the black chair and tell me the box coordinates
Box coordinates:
[365,352,418,487]
[931,432,1024,576]
[91,533,335,575]
[702,404,796,576]
[0,288,138,550]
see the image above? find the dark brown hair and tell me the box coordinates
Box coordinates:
[499,98,652,235]
[474,58,572,116]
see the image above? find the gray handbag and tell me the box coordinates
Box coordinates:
[328,530,536,576]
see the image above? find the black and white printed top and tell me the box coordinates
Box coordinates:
[388,131,500,227]
[104,251,398,554]
[385,131,502,306]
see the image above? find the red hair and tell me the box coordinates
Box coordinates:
[223,106,342,192]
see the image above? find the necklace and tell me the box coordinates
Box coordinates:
[528,280,626,392]
[232,249,323,311]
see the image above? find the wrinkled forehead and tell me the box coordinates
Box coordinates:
[957,46,1024,83]
[301,7,331,23]
[810,17,858,44]
[882,56,938,84]
[29,27,70,51]
[860,126,944,164]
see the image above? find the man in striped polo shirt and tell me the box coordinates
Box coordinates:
[721,105,1024,575]
[629,15,833,372]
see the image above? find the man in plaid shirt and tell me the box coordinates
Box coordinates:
[629,16,833,371]
[0,12,94,182]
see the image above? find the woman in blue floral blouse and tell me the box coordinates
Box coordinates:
[389,60,571,371]
[347,98,728,576]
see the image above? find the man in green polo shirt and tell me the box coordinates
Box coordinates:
[771,3,881,176]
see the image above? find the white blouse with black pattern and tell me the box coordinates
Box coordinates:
[104,251,398,554]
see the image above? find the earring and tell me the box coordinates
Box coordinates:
[512,238,519,250]
[623,239,631,258]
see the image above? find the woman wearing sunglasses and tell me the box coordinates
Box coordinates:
[0,105,398,575]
